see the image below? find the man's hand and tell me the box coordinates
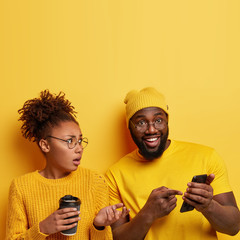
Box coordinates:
[183,174,215,212]
[142,186,183,221]
[39,208,80,235]
[94,203,130,228]
[110,187,182,240]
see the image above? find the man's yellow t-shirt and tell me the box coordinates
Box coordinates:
[105,140,232,240]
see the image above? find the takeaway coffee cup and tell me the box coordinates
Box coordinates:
[59,195,81,236]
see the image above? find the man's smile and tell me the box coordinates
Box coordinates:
[143,136,160,148]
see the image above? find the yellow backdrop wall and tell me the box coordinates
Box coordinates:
[1,1,240,239]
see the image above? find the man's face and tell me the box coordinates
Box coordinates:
[129,107,169,160]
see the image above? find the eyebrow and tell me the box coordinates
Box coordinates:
[134,112,164,120]
[65,134,83,138]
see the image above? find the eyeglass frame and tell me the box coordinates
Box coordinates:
[130,118,167,133]
[46,135,88,149]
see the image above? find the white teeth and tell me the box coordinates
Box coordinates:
[146,138,158,142]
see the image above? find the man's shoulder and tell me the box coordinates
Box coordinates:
[173,140,215,152]
[168,140,218,160]
[106,149,139,172]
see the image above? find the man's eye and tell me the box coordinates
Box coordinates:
[155,118,162,123]
[137,120,147,126]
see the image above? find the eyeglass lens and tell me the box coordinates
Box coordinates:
[68,137,88,149]
[135,121,165,132]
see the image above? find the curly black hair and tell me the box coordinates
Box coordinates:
[18,90,78,142]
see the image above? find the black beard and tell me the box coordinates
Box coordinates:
[130,127,169,161]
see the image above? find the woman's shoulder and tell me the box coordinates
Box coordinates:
[78,166,103,177]
[8,171,38,195]
[11,170,38,184]
[78,167,107,186]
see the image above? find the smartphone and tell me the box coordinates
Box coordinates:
[180,174,207,213]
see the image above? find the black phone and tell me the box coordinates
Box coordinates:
[180,174,207,213]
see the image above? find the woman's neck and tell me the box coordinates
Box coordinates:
[39,167,72,179]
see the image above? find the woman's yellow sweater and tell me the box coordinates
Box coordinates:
[6,167,112,240]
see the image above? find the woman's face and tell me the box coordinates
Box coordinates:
[43,121,84,178]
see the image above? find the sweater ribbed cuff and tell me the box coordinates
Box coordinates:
[90,224,112,240]
[27,223,49,240]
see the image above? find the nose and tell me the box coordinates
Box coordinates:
[145,123,158,134]
[74,142,83,153]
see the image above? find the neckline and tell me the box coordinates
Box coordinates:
[33,168,79,185]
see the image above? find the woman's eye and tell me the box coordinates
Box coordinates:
[67,138,73,143]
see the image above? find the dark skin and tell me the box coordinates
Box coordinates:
[184,174,240,235]
[111,107,240,240]
[38,121,130,235]
[111,187,183,240]
[129,107,170,160]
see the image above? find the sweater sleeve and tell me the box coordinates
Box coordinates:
[5,179,48,240]
[89,173,113,240]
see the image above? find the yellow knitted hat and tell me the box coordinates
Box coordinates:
[124,87,169,127]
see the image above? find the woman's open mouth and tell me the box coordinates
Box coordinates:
[73,158,81,166]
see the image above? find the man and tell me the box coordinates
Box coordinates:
[105,87,240,240]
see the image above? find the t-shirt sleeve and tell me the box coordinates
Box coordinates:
[105,169,123,206]
[207,149,232,196]
[5,179,48,240]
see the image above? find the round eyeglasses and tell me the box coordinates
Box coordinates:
[130,118,166,133]
[47,136,88,149]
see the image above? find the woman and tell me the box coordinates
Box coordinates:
[6,90,128,239]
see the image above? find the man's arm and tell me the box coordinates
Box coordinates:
[183,174,240,236]
[111,211,152,240]
[111,187,182,240]
[202,192,240,235]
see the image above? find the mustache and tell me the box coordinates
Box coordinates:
[142,133,161,140]
[143,133,160,137]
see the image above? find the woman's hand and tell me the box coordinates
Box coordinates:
[39,208,80,235]
[93,203,130,229]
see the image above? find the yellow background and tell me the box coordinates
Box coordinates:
[1,1,240,239]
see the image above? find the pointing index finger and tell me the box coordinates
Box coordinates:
[166,189,183,197]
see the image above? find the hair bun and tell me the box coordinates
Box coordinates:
[18,90,77,142]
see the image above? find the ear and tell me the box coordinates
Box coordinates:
[39,139,50,153]
[165,113,169,122]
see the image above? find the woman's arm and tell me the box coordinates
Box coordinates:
[6,180,48,240]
